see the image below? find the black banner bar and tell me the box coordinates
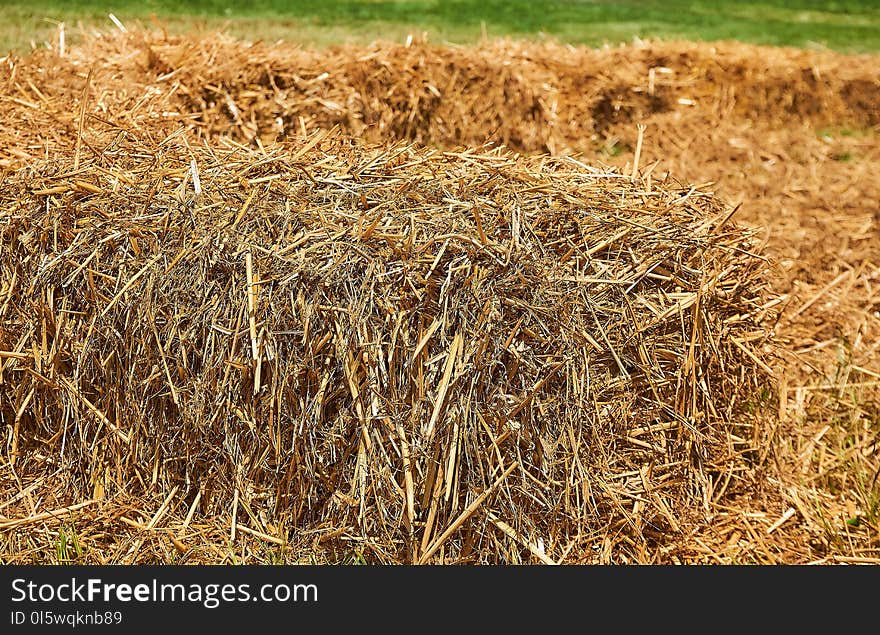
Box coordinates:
[1,565,873,630]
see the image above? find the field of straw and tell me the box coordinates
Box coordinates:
[1,30,877,564]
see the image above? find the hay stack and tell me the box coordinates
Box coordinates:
[0,129,775,562]
[3,30,878,168]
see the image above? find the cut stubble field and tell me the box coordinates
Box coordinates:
[0,25,878,564]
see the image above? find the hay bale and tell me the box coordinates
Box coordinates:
[3,30,878,168]
[0,131,775,562]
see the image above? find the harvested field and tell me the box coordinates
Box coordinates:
[0,30,878,564]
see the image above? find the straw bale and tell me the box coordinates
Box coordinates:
[0,130,774,562]
[2,31,878,166]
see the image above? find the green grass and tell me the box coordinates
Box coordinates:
[54,523,84,564]
[2,1,880,54]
